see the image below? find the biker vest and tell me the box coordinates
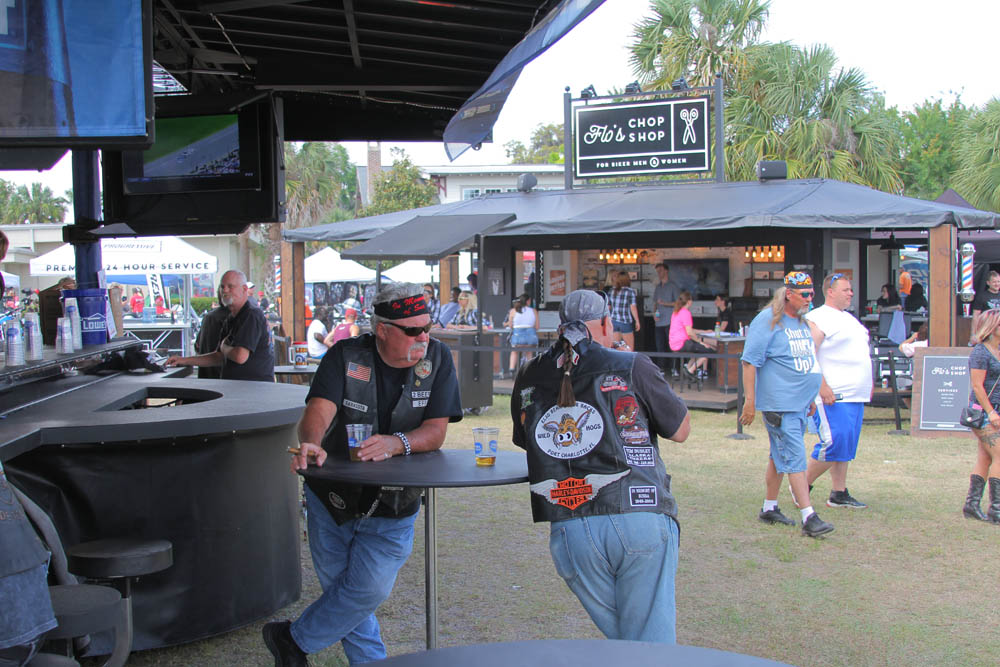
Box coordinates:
[516,339,677,524]
[305,334,444,524]
[0,464,49,578]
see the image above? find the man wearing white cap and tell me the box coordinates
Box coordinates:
[511,289,690,643]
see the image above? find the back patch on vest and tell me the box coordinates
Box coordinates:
[530,470,630,510]
[629,486,657,507]
[535,401,604,459]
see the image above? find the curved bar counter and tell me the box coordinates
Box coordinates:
[1,359,308,650]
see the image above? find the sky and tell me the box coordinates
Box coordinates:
[2,0,998,195]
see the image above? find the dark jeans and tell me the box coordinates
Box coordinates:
[654,326,675,372]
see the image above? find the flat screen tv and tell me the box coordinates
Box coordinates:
[664,259,729,300]
[121,108,262,194]
[102,93,285,236]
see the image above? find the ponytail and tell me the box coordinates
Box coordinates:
[557,338,576,407]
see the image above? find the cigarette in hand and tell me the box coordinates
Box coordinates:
[287,447,318,457]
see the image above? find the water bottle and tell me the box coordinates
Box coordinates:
[714,321,721,335]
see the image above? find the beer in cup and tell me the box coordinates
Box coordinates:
[347,423,373,462]
[473,427,499,466]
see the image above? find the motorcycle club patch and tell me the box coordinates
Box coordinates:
[534,401,604,459]
[414,359,432,379]
[629,486,657,507]
[519,386,535,408]
[620,427,650,445]
[529,470,630,510]
[623,446,655,466]
[614,396,639,427]
[600,375,628,392]
[327,491,347,510]
[342,399,368,413]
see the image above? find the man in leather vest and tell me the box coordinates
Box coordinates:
[263,284,462,666]
[511,289,691,644]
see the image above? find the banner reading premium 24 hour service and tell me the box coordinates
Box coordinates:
[573,96,710,178]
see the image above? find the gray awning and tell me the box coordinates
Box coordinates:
[340,214,516,261]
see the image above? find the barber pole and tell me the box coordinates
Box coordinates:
[274,255,281,291]
[960,243,975,317]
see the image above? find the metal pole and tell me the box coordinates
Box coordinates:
[71,150,102,289]
[563,87,573,191]
[424,487,437,649]
[714,73,725,183]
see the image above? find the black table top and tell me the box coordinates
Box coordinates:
[298,448,527,488]
[370,639,791,666]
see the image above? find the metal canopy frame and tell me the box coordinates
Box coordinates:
[152,0,563,140]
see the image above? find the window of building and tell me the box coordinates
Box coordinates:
[462,188,481,200]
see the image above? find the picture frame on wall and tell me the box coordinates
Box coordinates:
[628,271,638,280]
[487,267,504,296]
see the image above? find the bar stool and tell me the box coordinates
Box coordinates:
[34,584,125,667]
[65,538,173,662]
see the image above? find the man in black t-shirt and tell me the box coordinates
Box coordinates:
[194,285,229,380]
[165,270,274,382]
[973,271,1000,317]
[262,284,462,665]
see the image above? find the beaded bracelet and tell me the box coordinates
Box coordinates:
[394,431,412,456]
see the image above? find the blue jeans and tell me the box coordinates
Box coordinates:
[291,486,418,664]
[549,512,679,644]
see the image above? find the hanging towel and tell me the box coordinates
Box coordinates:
[887,310,906,345]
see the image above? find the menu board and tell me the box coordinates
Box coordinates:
[918,355,971,431]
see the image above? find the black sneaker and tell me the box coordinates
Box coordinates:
[827,489,866,508]
[801,512,834,537]
[263,620,309,667]
[758,507,795,526]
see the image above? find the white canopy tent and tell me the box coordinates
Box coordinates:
[2,270,18,289]
[304,247,377,283]
[29,236,218,276]
[382,260,437,285]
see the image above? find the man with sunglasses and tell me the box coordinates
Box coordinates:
[264,283,462,666]
[804,273,871,509]
[740,272,834,538]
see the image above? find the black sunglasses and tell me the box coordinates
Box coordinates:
[384,321,433,337]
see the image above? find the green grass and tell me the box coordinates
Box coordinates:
[95,399,1000,666]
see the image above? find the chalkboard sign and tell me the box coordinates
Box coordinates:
[919,355,971,431]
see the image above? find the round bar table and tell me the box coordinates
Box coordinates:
[370,639,792,666]
[299,448,528,650]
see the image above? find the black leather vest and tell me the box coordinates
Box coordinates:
[305,334,444,524]
[0,465,49,577]
[516,339,677,524]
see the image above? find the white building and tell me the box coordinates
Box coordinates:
[422,163,566,204]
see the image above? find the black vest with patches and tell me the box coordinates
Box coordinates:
[305,334,444,524]
[517,339,676,524]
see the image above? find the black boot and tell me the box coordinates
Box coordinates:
[964,474,988,521]
[988,477,1000,524]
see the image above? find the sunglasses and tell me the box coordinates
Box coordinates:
[829,272,845,282]
[423,290,434,295]
[384,321,433,337]
[791,290,814,298]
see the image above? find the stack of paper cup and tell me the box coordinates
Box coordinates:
[56,317,75,354]
[23,313,43,361]
[5,321,24,366]
[64,298,82,350]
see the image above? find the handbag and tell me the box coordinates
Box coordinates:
[961,371,1000,429]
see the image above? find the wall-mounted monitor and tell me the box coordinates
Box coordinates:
[101,93,285,236]
[121,108,262,194]
[0,0,152,147]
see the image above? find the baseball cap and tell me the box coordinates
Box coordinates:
[559,290,610,323]
[342,297,362,312]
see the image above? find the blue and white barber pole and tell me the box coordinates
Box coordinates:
[961,243,975,318]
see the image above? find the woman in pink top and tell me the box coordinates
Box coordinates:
[325,299,361,346]
[668,291,714,379]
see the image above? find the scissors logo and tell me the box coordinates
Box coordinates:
[680,108,699,144]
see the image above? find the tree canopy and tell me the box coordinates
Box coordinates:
[361,148,437,217]
[0,180,69,224]
[504,123,564,164]
[953,99,1000,212]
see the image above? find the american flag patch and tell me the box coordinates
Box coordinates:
[347,362,371,382]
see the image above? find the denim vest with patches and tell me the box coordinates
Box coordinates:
[0,465,49,577]
[517,339,676,524]
[305,334,443,524]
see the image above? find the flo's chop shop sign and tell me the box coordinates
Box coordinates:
[573,96,710,178]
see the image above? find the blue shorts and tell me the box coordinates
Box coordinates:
[763,410,809,474]
[612,320,634,334]
[510,328,539,346]
[810,401,864,462]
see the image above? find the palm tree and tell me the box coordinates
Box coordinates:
[630,0,771,91]
[952,99,1000,211]
[725,43,902,191]
[12,183,68,223]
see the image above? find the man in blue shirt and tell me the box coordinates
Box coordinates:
[740,272,834,538]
